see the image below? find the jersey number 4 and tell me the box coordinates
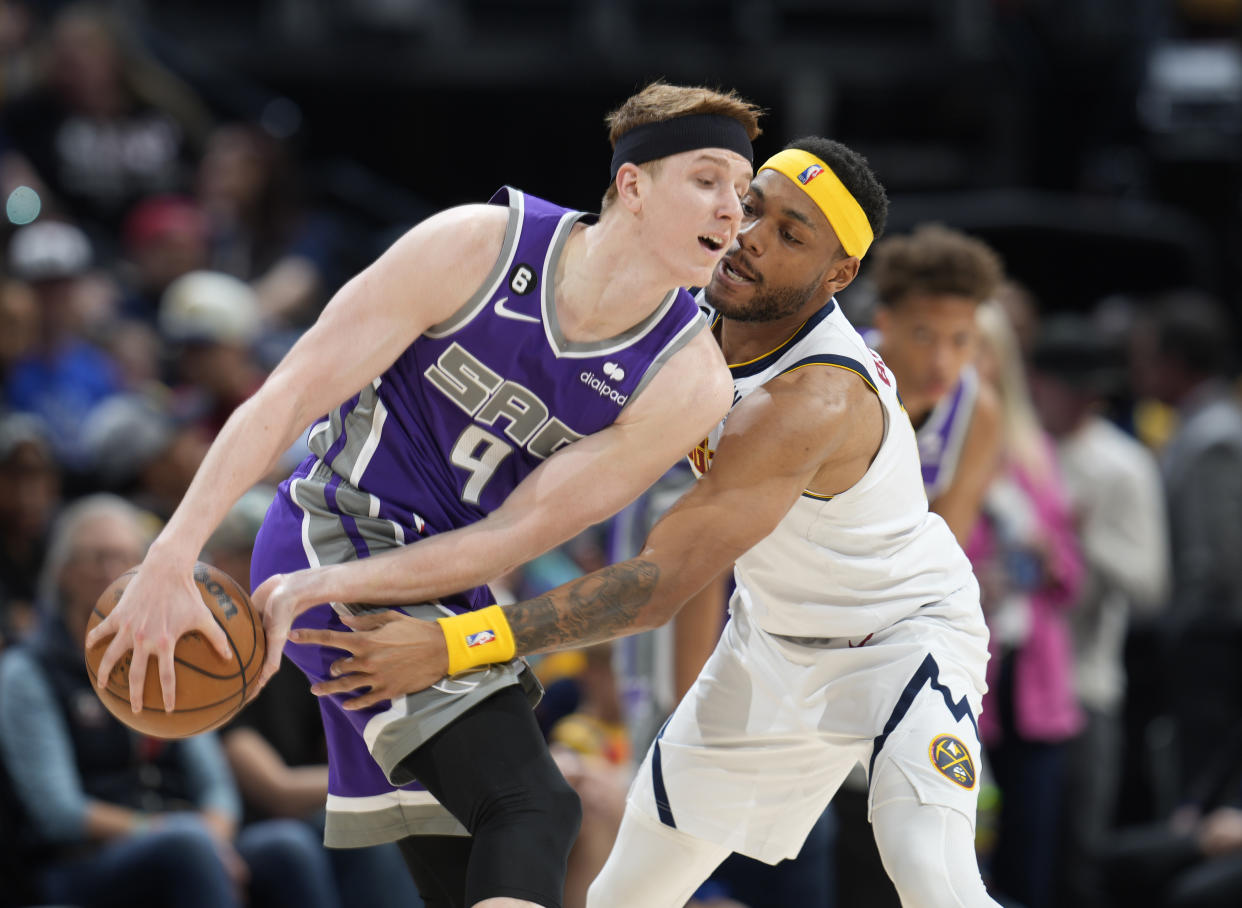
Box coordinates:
[428,342,583,505]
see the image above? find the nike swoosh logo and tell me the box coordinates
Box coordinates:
[493,296,541,324]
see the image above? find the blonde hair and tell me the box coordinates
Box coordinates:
[600,81,763,211]
[975,300,1054,479]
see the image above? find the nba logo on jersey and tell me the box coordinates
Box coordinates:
[797,164,824,185]
[928,734,976,789]
[466,629,497,648]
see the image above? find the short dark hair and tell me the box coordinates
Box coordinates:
[1154,291,1235,378]
[784,136,889,247]
[868,223,1004,307]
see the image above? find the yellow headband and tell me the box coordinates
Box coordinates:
[758,149,874,258]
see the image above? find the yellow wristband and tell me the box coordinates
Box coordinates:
[437,605,516,675]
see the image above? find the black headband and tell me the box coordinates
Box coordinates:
[609,113,754,180]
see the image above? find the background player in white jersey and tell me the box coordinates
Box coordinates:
[868,225,1006,545]
[296,137,1001,908]
[88,83,761,908]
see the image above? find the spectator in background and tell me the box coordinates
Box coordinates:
[0,277,38,383]
[118,194,211,324]
[95,316,164,394]
[207,488,426,908]
[197,123,338,333]
[4,219,121,469]
[158,269,267,439]
[969,300,1085,908]
[80,392,208,520]
[0,413,60,647]
[0,3,210,254]
[1146,292,1242,797]
[868,223,1005,546]
[1104,714,1242,907]
[1031,313,1170,907]
[0,494,339,908]
[0,0,38,104]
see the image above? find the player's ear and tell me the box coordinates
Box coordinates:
[823,254,860,295]
[615,163,645,213]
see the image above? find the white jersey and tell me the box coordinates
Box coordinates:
[691,296,974,639]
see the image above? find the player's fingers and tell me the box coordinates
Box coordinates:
[309,674,367,697]
[329,657,357,677]
[288,627,358,652]
[157,646,177,713]
[339,611,395,631]
[84,611,116,649]
[342,688,386,711]
[255,643,283,694]
[93,639,118,689]
[128,640,150,713]
[202,615,234,662]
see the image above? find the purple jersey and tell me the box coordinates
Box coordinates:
[250,187,706,840]
[916,364,980,501]
[272,187,704,611]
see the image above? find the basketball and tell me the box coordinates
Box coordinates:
[84,562,266,739]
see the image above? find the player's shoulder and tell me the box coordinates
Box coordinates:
[377,203,509,286]
[420,202,510,247]
[766,352,876,415]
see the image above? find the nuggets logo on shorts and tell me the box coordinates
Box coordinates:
[928,734,976,789]
[797,164,824,185]
[466,629,496,648]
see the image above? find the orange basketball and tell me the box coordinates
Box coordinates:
[84,562,266,739]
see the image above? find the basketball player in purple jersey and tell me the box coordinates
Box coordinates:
[867,225,1006,545]
[88,82,761,908]
[297,138,1002,907]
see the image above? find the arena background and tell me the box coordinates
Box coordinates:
[98,0,1242,316]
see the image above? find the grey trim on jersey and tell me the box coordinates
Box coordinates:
[541,212,682,359]
[623,311,708,410]
[288,465,360,568]
[423,191,525,339]
[325,802,468,847]
[288,461,405,568]
[310,378,390,489]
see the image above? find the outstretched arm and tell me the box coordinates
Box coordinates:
[299,364,884,708]
[251,327,733,685]
[86,205,508,712]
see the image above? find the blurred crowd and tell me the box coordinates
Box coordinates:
[2,3,1242,908]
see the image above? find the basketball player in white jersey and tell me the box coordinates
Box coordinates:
[868,225,1005,545]
[294,137,1001,908]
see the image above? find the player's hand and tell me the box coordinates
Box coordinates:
[250,570,317,696]
[289,609,450,709]
[86,559,232,714]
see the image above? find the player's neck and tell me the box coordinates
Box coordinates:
[552,218,685,342]
[716,296,830,367]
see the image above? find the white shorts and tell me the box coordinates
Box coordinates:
[627,586,990,864]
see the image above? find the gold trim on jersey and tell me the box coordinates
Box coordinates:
[726,315,817,369]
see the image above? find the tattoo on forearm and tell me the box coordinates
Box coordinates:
[509,559,660,654]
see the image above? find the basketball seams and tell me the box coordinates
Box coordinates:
[85,662,244,736]
[84,562,267,738]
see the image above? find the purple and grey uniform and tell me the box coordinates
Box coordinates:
[915,364,980,501]
[251,187,705,846]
